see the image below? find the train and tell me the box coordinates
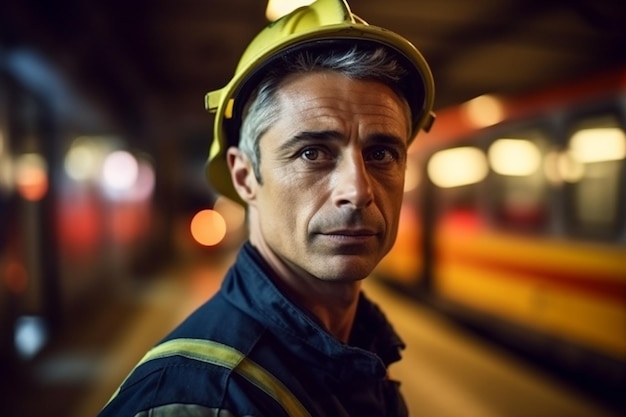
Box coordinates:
[0,49,239,378]
[0,51,167,369]
[374,66,626,399]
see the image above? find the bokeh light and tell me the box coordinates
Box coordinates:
[190,209,227,247]
[462,94,504,128]
[14,152,48,201]
[488,139,541,176]
[428,147,488,188]
[101,150,138,192]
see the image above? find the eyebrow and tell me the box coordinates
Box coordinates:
[277,130,344,153]
[278,130,407,153]
[368,133,408,152]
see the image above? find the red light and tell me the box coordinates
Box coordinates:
[4,261,28,294]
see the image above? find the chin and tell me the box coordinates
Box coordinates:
[317,261,376,282]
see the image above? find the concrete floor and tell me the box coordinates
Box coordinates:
[364,279,621,417]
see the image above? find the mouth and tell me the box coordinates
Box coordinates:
[312,225,384,256]
[325,228,376,236]
[319,228,379,242]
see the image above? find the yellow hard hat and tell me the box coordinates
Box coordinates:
[205,0,435,203]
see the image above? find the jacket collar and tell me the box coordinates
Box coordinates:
[221,241,405,381]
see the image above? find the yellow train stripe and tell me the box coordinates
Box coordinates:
[433,222,626,359]
[436,262,626,359]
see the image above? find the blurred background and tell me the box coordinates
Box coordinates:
[1,0,625,416]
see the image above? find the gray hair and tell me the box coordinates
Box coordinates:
[239,46,412,183]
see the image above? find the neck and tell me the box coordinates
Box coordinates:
[247,210,361,343]
[303,287,361,342]
[272,272,362,342]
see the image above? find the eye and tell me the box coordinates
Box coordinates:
[301,148,320,161]
[365,147,398,163]
[299,146,333,162]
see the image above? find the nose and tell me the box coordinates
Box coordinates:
[332,150,374,209]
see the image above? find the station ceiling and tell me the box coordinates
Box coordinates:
[2,0,626,150]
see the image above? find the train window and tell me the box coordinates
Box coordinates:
[426,145,488,231]
[486,128,551,232]
[564,114,625,240]
[427,146,488,188]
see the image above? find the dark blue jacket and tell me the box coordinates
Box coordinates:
[98,242,408,417]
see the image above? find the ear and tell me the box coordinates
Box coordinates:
[227,147,258,204]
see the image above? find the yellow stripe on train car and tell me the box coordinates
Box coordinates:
[434,227,626,359]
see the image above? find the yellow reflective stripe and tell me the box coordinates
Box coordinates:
[105,338,311,417]
[136,338,243,369]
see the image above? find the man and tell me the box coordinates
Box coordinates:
[99,0,434,415]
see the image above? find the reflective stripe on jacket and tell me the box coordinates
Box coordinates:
[98,242,408,417]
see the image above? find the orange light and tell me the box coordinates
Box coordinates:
[190,209,227,246]
[15,153,48,201]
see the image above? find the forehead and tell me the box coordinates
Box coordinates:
[271,71,411,140]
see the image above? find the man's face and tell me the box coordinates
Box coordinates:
[244,71,410,282]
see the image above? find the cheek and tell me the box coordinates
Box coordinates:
[376,169,405,196]
[383,197,402,229]
[377,177,405,226]
[258,173,306,225]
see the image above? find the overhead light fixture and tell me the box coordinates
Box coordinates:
[462,94,504,129]
[266,0,315,21]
